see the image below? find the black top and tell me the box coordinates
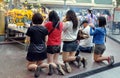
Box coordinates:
[26,26,48,53]
[26,26,48,44]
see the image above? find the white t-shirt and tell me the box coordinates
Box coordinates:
[79,26,93,47]
[62,21,79,41]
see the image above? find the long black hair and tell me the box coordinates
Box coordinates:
[66,10,78,30]
[88,9,93,18]
[48,10,60,29]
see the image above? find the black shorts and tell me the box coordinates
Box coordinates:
[94,44,106,55]
[26,52,47,62]
[47,45,61,54]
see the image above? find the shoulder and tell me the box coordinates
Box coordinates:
[28,26,34,30]
[59,22,63,26]
[45,21,52,26]
[26,26,34,35]
[40,26,48,30]
[45,21,52,29]
[29,26,33,29]
[87,14,90,17]
[86,26,91,30]
[40,26,48,34]
[95,27,100,30]
[83,26,90,31]
[59,22,63,24]
[63,21,72,28]
[65,21,72,25]
[95,27,104,32]
[46,21,52,24]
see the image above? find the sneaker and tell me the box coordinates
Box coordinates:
[108,56,114,65]
[48,64,54,76]
[64,62,72,73]
[56,64,65,75]
[69,61,76,65]
[76,56,81,68]
[81,57,87,68]
[34,66,41,78]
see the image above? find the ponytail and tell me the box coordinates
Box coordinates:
[91,13,93,18]
[88,9,93,18]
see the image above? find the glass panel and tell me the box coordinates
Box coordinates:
[94,0,112,5]
[76,0,92,3]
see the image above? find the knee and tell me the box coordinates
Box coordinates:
[62,57,68,62]
[27,64,37,71]
[94,57,100,62]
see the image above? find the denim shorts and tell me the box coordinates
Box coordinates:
[63,40,78,52]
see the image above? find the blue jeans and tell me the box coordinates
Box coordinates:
[76,46,93,56]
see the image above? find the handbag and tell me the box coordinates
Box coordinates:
[77,30,89,40]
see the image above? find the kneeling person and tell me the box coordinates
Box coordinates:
[76,20,93,56]
[25,13,48,78]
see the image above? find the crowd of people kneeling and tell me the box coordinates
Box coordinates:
[25,9,114,78]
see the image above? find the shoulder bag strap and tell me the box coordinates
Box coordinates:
[48,21,59,35]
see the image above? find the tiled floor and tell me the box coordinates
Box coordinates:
[0,37,120,78]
